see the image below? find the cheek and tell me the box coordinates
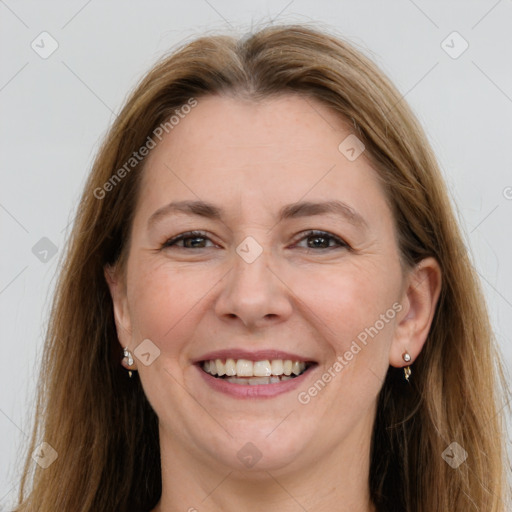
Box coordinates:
[293,259,402,413]
[297,263,399,412]
[126,261,182,340]
[295,258,400,346]
[126,257,220,351]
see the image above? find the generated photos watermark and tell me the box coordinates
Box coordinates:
[93,97,198,200]
[297,301,403,404]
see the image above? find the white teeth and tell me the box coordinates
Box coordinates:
[223,375,295,385]
[203,358,308,378]
[225,358,236,376]
[236,359,253,377]
[215,358,225,376]
[253,360,272,377]
[271,360,284,375]
[248,376,272,385]
[227,377,248,385]
[291,361,302,376]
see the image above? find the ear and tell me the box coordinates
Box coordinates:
[390,256,442,367]
[104,264,132,351]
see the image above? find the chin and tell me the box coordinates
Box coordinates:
[208,424,314,473]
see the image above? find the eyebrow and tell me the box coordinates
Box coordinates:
[147,199,368,230]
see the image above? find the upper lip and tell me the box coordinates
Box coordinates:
[192,349,316,364]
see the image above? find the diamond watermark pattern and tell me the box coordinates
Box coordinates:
[441,31,469,59]
[31,31,59,59]
[236,236,263,264]
[134,338,161,366]
[441,441,468,468]
[237,441,262,468]
[32,441,58,468]
[32,237,58,263]
[338,134,365,161]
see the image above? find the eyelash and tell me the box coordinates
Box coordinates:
[161,230,349,251]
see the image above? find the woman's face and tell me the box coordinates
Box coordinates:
[109,93,410,473]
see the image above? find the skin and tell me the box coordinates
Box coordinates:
[105,93,442,512]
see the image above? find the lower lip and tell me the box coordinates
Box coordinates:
[196,364,317,399]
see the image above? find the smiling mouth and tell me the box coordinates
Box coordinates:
[199,358,316,385]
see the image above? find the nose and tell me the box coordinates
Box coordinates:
[214,244,293,330]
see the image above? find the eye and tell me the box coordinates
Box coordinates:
[161,229,349,251]
[161,230,216,249]
[293,230,349,250]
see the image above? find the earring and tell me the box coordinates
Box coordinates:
[123,347,134,378]
[402,351,412,382]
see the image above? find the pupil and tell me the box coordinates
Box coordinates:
[309,235,328,249]
[185,237,205,248]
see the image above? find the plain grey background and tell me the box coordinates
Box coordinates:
[1,1,511,508]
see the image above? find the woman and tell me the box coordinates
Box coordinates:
[13,23,510,511]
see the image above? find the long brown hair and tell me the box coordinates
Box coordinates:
[13,23,511,511]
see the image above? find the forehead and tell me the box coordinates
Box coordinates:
[135,93,391,229]
[147,93,354,164]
